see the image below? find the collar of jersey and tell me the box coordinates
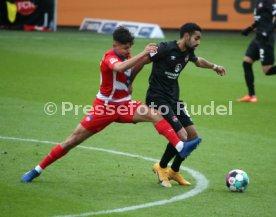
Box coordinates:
[112,48,126,61]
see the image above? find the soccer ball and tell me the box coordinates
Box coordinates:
[226,169,249,192]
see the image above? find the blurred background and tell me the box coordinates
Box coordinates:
[0,0,255,33]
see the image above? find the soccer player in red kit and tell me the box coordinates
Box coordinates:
[21,26,201,183]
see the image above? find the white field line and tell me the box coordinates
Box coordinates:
[0,135,208,217]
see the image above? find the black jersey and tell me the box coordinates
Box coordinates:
[146,41,198,105]
[254,0,276,37]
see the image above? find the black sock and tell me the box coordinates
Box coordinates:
[266,66,276,75]
[171,154,185,172]
[243,61,255,96]
[159,143,177,168]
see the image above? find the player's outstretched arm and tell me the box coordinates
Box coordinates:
[113,43,156,73]
[129,55,151,84]
[195,57,226,76]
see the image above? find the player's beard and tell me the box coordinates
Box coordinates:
[185,40,196,51]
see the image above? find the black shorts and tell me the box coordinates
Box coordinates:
[146,97,193,132]
[245,37,275,65]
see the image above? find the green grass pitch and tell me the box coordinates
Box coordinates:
[0,29,276,217]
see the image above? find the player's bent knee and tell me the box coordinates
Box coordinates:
[262,65,273,75]
[144,110,162,123]
[243,56,253,64]
[134,105,162,122]
[188,132,199,140]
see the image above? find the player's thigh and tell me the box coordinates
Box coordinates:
[174,101,196,139]
[146,98,185,132]
[245,40,259,62]
[80,109,118,133]
[119,100,162,123]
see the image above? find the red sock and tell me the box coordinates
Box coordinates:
[39,144,68,169]
[154,119,180,147]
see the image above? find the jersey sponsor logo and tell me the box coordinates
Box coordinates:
[175,64,182,73]
[165,71,179,79]
[110,58,118,65]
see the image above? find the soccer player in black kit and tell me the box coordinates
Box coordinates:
[144,23,226,187]
[238,0,276,103]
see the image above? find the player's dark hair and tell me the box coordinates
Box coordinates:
[180,23,202,38]
[113,26,134,45]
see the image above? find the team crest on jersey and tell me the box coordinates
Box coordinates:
[175,64,182,72]
[170,56,176,60]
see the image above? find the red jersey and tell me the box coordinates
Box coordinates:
[96,49,132,105]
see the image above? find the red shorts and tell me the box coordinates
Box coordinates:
[80,98,143,133]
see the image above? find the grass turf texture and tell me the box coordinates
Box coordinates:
[0,30,276,217]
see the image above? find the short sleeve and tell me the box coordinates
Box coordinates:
[149,42,167,62]
[189,50,198,63]
[103,54,119,70]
